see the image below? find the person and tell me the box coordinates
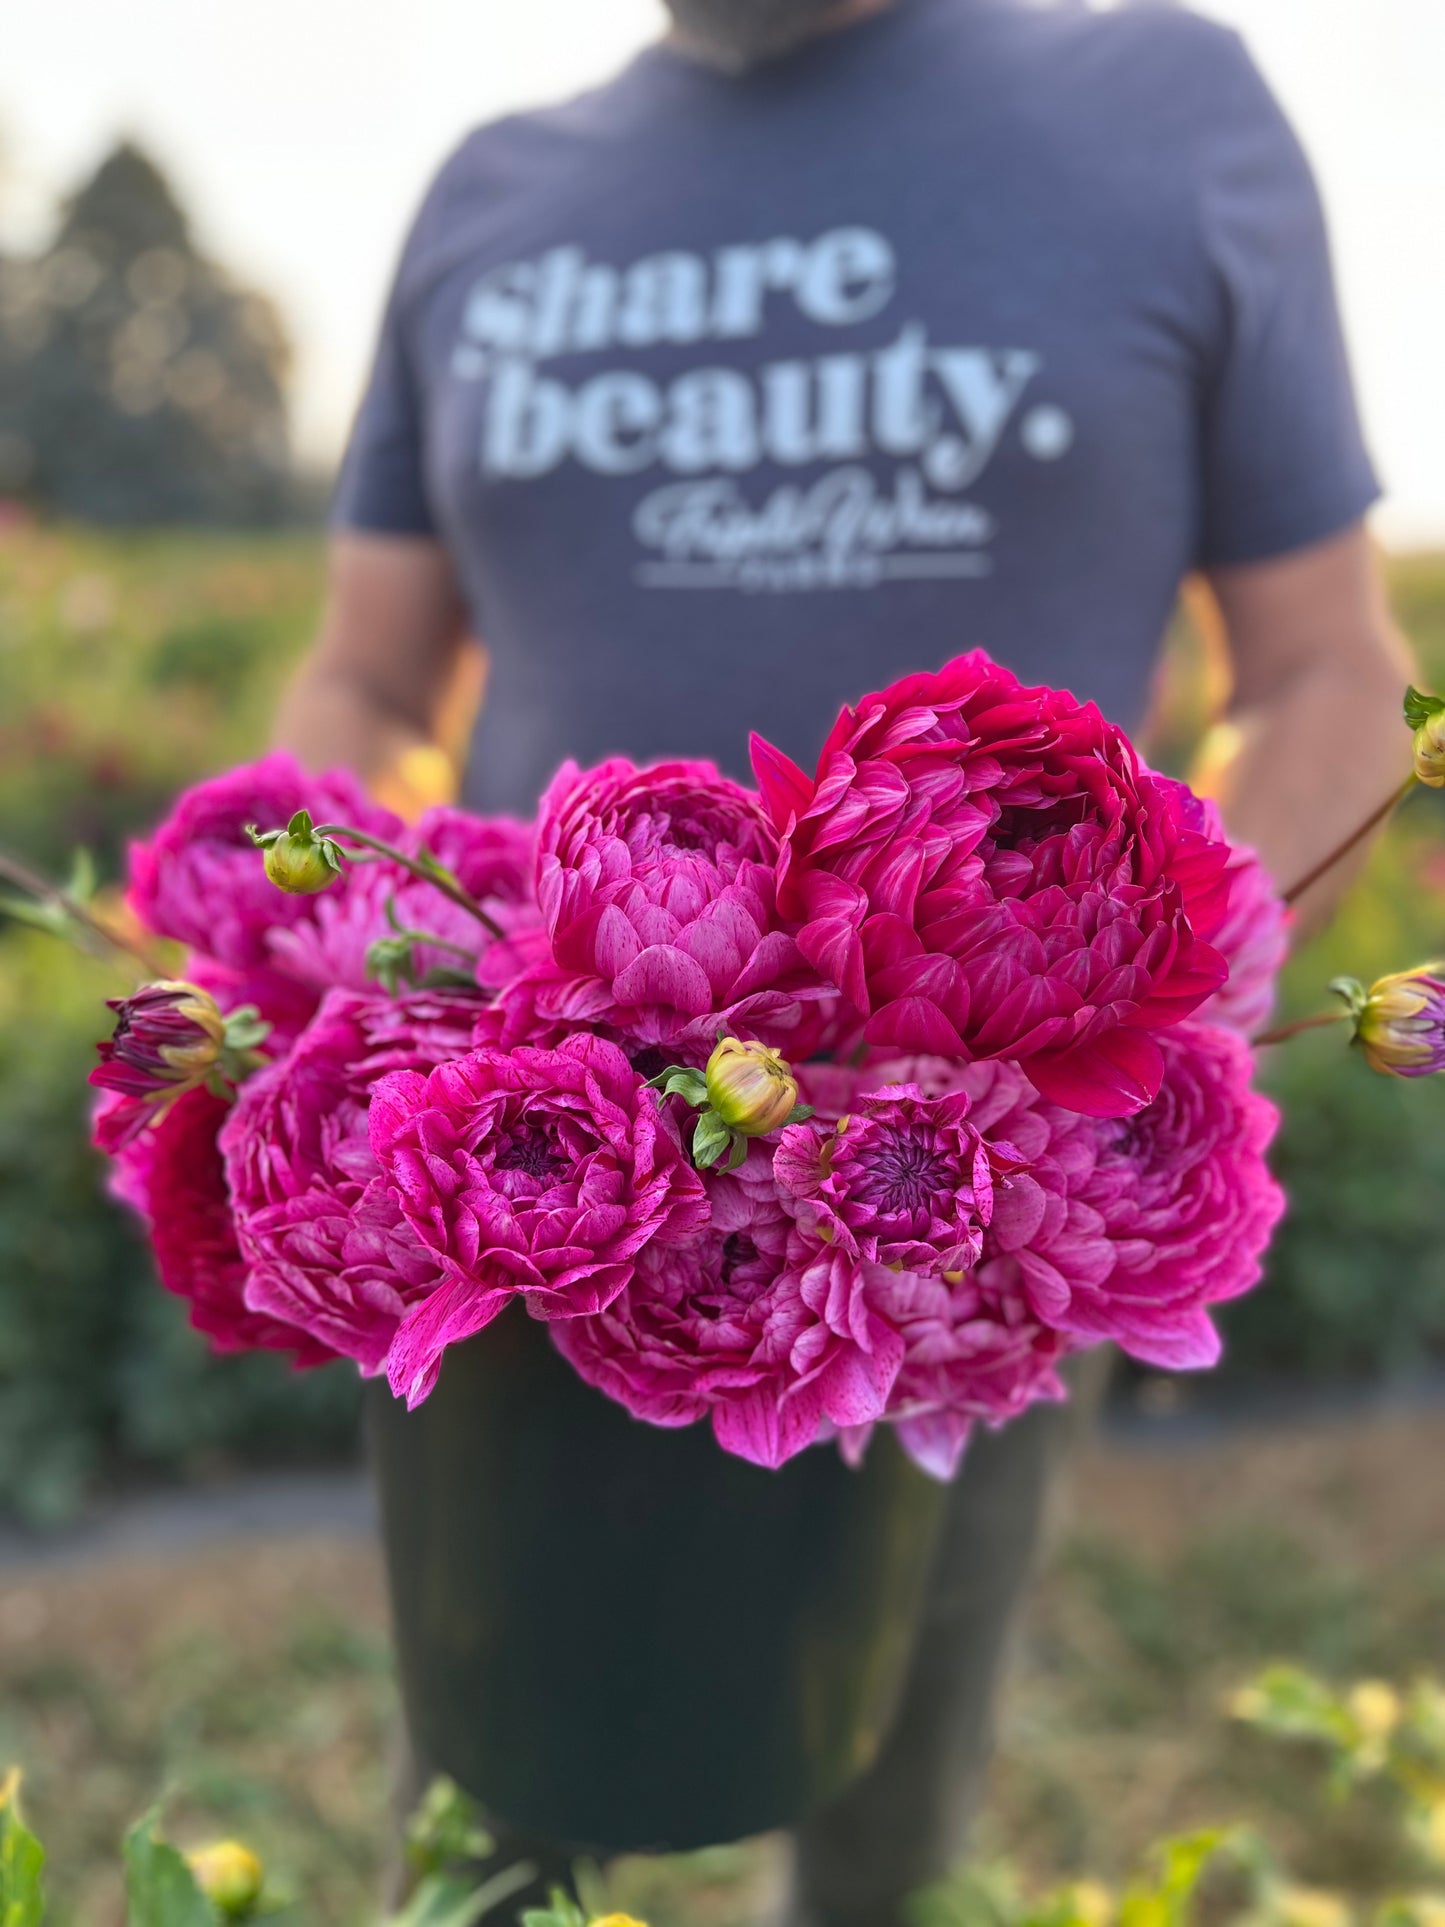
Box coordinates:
[277,1,1411,1920]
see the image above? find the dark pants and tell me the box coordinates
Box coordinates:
[394,1359,1099,1924]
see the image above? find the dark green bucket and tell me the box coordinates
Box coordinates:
[368,1305,947,1854]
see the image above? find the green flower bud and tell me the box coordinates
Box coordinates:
[250,809,343,895]
[704,1037,800,1137]
[186,1840,265,1917]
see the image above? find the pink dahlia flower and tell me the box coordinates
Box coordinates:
[773,1084,1004,1277]
[370,1032,710,1406]
[531,756,832,1052]
[127,754,403,970]
[269,807,536,994]
[1054,1021,1284,1367]
[945,1033,1282,1371]
[553,1150,906,1468]
[863,1266,1071,1481]
[752,653,1232,1118]
[1187,799,1288,1036]
[100,1086,333,1363]
[219,989,480,1374]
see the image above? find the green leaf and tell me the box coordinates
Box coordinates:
[644,1066,708,1107]
[691,1112,732,1170]
[388,1866,536,1927]
[123,1809,219,1927]
[0,896,74,941]
[1404,686,1445,729]
[518,1893,588,1927]
[785,1104,816,1125]
[1117,1827,1236,1927]
[723,1130,749,1171]
[285,809,313,838]
[67,847,98,904]
[0,1770,46,1927]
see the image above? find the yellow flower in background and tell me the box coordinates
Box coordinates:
[1067,1879,1115,1927]
[588,1916,649,1927]
[1349,1679,1403,1741]
[1277,1884,1352,1927]
[1422,1798,1445,1867]
[185,1840,265,1917]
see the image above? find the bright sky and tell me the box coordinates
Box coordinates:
[6,0,1444,546]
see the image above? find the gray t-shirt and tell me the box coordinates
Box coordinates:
[334,0,1378,816]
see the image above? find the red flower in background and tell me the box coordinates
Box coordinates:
[752,652,1232,1118]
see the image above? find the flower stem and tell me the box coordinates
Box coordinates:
[313,826,506,940]
[1252,1010,1351,1048]
[1281,775,1417,907]
[0,848,165,976]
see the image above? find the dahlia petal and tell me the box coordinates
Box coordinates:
[1021,1028,1165,1118]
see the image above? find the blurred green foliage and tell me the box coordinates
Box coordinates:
[0,529,359,1526]
[2,527,1445,1521]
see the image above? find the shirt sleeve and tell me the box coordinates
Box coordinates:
[1195,35,1380,569]
[331,184,445,537]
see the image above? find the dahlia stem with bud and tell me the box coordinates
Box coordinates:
[248,811,506,940]
[1254,966,1445,1079]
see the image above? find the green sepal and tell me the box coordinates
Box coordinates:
[1329,976,1368,1029]
[1404,686,1445,730]
[691,1111,733,1169]
[367,934,420,995]
[722,1129,750,1171]
[645,1066,709,1108]
[786,1103,815,1125]
[245,824,281,850]
[221,1006,272,1056]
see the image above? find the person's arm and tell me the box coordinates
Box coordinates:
[274,532,480,819]
[1194,521,1414,940]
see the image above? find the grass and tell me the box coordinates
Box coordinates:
[4,1408,1444,1925]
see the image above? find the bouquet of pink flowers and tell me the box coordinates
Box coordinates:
[71,650,1307,1479]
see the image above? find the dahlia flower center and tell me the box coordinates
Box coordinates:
[493,1124,566,1183]
[852,1129,952,1219]
[986,795,1090,857]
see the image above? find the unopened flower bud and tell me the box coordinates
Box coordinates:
[185,1840,265,1917]
[250,808,343,895]
[92,981,227,1102]
[1345,967,1445,1077]
[1414,712,1445,789]
[705,1037,800,1137]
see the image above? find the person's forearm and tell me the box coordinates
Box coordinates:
[1204,643,1411,941]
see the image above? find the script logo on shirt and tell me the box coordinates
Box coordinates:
[451,227,1074,593]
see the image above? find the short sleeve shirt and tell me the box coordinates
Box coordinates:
[334,0,1380,814]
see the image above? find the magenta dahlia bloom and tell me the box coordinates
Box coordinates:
[553,1150,906,1468]
[219,989,480,1374]
[948,1031,1282,1371]
[269,807,536,994]
[864,1265,1071,1481]
[370,1032,710,1406]
[1185,797,1288,1036]
[752,653,1232,1117]
[532,756,832,1052]
[127,754,403,970]
[774,1085,1004,1277]
[100,1086,334,1363]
